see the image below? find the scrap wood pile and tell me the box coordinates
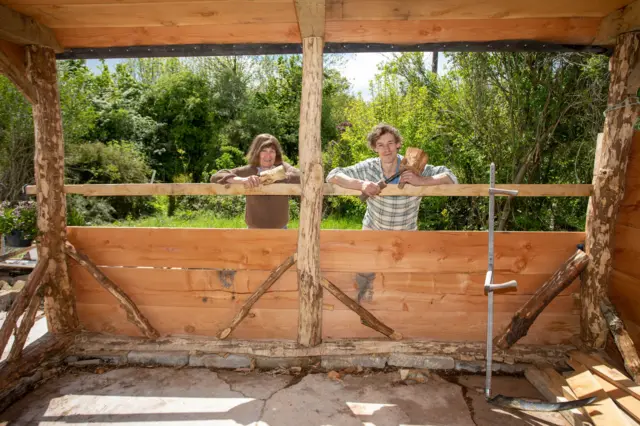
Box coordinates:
[526,351,640,426]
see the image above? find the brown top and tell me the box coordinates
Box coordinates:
[210,162,301,229]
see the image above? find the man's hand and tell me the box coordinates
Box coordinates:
[241,175,261,188]
[399,170,422,186]
[361,180,381,197]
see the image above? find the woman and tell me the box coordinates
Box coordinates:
[211,134,300,229]
[326,123,457,231]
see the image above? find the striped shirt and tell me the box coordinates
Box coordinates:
[326,155,458,230]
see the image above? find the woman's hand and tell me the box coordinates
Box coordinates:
[361,180,381,197]
[241,175,261,188]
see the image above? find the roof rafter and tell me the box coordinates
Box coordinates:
[294,0,326,39]
[595,0,640,46]
[0,4,62,52]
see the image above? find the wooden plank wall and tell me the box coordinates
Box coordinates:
[611,131,640,348]
[67,228,584,344]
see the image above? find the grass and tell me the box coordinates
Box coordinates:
[109,211,363,230]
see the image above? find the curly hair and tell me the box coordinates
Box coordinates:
[245,134,284,167]
[366,123,403,150]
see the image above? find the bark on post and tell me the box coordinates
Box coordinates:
[8,292,41,362]
[495,249,588,349]
[600,297,640,383]
[297,36,324,347]
[26,45,79,334]
[582,32,640,348]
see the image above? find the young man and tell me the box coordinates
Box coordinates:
[326,123,457,231]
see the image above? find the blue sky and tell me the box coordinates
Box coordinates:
[86,52,447,101]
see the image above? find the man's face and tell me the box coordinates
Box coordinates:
[374,133,400,162]
[259,146,277,169]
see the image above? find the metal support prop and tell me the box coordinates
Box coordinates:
[485,163,519,399]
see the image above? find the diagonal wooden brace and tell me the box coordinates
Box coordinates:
[65,241,159,339]
[219,253,297,340]
[321,276,402,340]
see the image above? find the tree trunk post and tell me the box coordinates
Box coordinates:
[26,45,79,334]
[297,36,324,347]
[582,32,640,348]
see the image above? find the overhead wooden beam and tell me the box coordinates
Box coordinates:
[295,0,325,38]
[0,40,36,104]
[0,4,62,52]
[23,183,593,197]
[297,36,324,347]
[582,32,640,349]
[27,45,79,334]
[595,0,640,46]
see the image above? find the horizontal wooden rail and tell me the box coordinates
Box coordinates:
[25,183,592,197]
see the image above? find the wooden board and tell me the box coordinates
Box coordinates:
[613,225,640,281]
[67,228,585,273]
[326,0,625,20]
[70,261,578,342]
[524,366,591,426]
[565,363,629,426]
[25,183,593,197]
[571,351,640,400]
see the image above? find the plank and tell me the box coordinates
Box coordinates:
[76,302,578,343]
[66,227,585,273]
[565,361,629,425]
[570,351,640,400]
[327,0,624,21]
[24,183,593,197]
[71,266,579,297]
[610,270,640,329]
[524,366,591,426]
[613,225,640,280]
[54,23,301,48]
[0,4,62,51]
[593,369,640,423]
[325,18,601,45]
[8,2,298,28]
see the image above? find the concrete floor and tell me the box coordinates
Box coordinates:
[0,367,568,426]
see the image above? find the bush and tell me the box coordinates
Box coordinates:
[0,200,38,240]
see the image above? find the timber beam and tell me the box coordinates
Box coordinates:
[0,40,36,104]
[595,1,640,47]
[0,4,62,52]
[295,0,325,39]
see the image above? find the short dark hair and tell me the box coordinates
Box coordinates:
[366,123,403,150]
[246,134,284,167]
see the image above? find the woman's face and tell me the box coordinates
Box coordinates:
[259,146,277,169]
[374,133,400,162]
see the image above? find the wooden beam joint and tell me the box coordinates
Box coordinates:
[0,40,36,104]
[0,4,62,52]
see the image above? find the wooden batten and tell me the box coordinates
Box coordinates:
[297,35,324,347]
[582,32,640,348]
[595,0,640,46]
[26,45,79,334]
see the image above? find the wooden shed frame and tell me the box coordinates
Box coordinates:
[1,0,640,405]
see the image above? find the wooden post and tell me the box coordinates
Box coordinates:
[297,36,324,347]
[582,32,640,348]
[8,293,41,362]
[495,249,588,349]
[26,46,79,334]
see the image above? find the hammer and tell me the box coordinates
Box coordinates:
[359,169,404,202]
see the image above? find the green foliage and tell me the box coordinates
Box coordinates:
[0,200,38,240]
